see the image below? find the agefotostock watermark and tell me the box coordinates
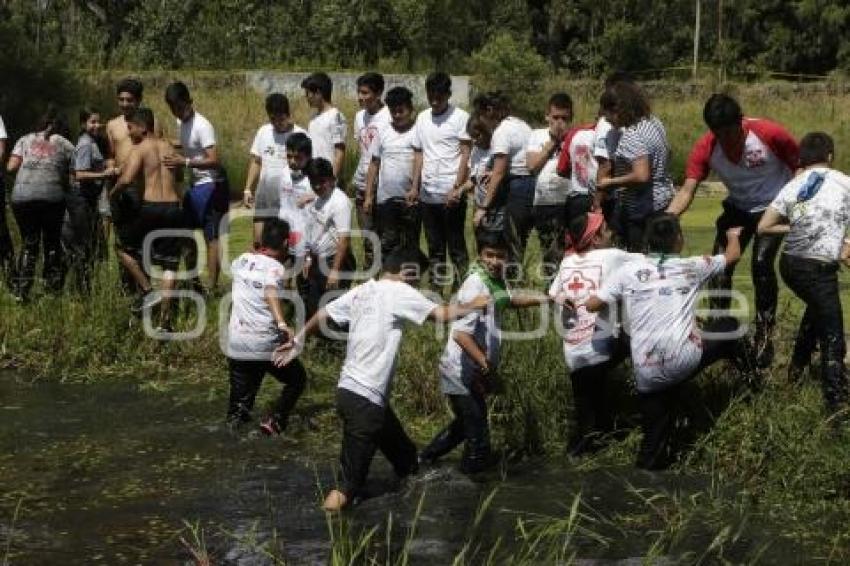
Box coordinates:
[139,212,757,348]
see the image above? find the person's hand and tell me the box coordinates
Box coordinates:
[549,123,566,143]
[726,227,743,240]
[405,188,419,208]
[446,186,461,208]
[243,190,254,209]
[473,208,486,227]
[297,194,316,209]
[596,177,612,190]
[163,153,186,170]
[272,333,304,368]
[326,269,340,290]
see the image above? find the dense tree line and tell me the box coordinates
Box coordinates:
[3,0,850,76]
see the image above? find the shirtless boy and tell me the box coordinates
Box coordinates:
[111,108,184,330]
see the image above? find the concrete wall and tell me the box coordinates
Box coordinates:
[245,72,471,107]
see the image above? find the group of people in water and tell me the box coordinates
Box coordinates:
[2,70,848,512]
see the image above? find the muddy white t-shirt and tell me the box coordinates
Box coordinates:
[469,145,493,208]
[227,253,288,359]
[593,117,619,161]
[491,116,532,177]
[549,249,642,370]
[412,105,471,203]
[304,187,352,258]
[278,171,314,258]
[178,112,217,186]
[770,167,850,261]
[373,124,417,203]
[308,107,348,164]
[527,128,570,206]
[0,115,7,140]
[327,279,438,406]
[439,272,505,395]
[250,123,307,203]
[596,254,726,392]
[352,105,391,193]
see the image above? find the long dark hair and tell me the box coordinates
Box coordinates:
[37,104,71,141]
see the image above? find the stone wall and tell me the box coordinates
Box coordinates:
[245,72,471,106]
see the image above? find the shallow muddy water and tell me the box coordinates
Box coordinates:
[0,374,797,564]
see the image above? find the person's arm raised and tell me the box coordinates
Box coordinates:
[756,207,790,236]
[723,227,744,266]
[428,294,490,322]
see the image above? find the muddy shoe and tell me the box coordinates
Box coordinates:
[259,416,283,436]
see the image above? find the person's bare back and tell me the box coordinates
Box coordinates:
[107,116,134,168]
[132,138,181,203]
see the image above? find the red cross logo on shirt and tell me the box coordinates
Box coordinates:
[568,276,586,293]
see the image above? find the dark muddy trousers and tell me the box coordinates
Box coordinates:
[64,189,103,293]
[504,176,535,273]
[420,391,491,473]
[375,198,421,262]
[0,176,14,272]
[226,358,306,427]
[336,388,418,498]
[568,362,613,453]
[636,317,743,470]
[420,199,468,288]
[780,254,847,413]
[302,252,355,320]
[11,199,66,299]
[355,193,375,270]
[710,201,782,331]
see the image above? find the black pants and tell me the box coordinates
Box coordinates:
[336,388,418,498]
[711,201,782,331]
[532,204,564,278]
[636,317,743,469]
[11,199,66,299]
[64,190,103,292]
[303,252,355,320]
[780,254,847,413]
[226,358,307,427]
[375,198,421,262]
[504,176,535,272]
[568,362,613,452]
[0,176,14,272]
[420,200,468,288]
[355,193,375,270]
[420,391,491,473]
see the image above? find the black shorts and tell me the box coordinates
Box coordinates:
[118,201,185,271]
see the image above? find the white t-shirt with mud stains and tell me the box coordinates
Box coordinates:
[227,253,288,359]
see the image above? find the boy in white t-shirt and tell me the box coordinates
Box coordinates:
[549,213,642,456]
[363,86,420,261]
[274,247,489,511]
[301,72,348,178]
[419,231,552,473]
[352,73,391,268]
[277,133,314,266]
[526,92,574,274]
[411,72,471,292]
[302,158,355,318]
[758,132,850,418]
[243,93,307,245]
[163,81,228,291]
[226,218,306,435]
[582,214,746,469]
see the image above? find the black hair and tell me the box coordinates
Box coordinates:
[128,107,155,132]
[79,107,99,127]
[383,246,428,275]
[604,70,635,88]
[476,230,509,253]
[304,158,335,184]
[425,72,452,96]
[799,132,834,167]
[605,82,650,127]
[301,72,333,101]
[566,213,589,245]
[265,93,290,116]
[37,104,70,140]
[116,77,144,100]
[285,132,313,157]
[164,81,192,107]
[356,72,385,95]
[703,93,743,132]
[466,113,492,146]
[261,218,291,252]
[473,91,511,118]
[385,86,413,109]
[644,213,683,254]
[548,92,573,111]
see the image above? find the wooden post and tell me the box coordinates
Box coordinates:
[693,0,701,80]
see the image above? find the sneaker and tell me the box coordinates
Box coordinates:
[259,417,283,436]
